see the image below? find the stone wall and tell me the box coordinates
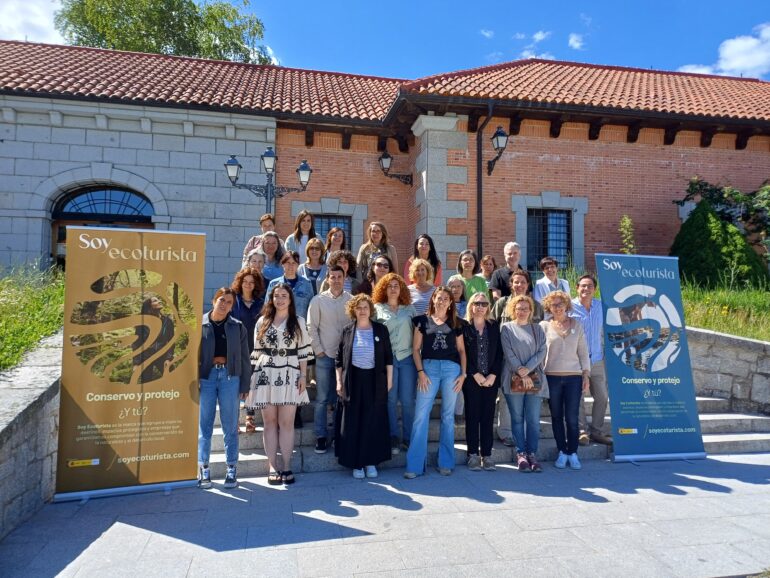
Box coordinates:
[688,327,770,415]
[0,333,61,541]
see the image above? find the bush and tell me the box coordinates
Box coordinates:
[670,200,770,288]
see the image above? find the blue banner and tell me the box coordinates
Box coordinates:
[595,254,705,462]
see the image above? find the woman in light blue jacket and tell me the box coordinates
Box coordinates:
[265,250,315,318]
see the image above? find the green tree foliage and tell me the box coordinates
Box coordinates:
[670,200,770,288]
[618,214,637,255]
[55,0,272,63]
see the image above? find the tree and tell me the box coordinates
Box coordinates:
[618,214,637,255]
[670,200,769,288]
[54,0,273,64]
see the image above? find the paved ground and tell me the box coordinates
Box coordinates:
[3,453,770,577]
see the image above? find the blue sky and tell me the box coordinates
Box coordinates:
[2,0,770,80]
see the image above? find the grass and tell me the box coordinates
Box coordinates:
[0,264,65,371]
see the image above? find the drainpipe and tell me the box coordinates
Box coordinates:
[476,103,494,256]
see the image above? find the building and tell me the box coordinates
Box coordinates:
[1,40,769,297]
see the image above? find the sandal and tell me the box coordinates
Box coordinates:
[267,470,283,485]
[282,470,296,485]
[244,415,257,434]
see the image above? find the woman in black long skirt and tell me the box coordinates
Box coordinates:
[335,293,393,479]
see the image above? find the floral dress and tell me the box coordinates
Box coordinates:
[246,316,313,408]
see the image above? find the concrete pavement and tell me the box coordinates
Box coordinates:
[2,453,770,577]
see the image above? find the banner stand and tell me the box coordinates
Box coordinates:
[53,480,198,503]
[613,452,706,464]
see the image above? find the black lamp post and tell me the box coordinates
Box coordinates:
[224,146,312,213]
[486,126,509,175]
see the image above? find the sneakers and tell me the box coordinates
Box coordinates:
[436,467,453,476]
[403,471,418,479]
[516,452,532,473]
[224,465,238,488]
[567,453,582,470]
[554,451,568,469]
[353,468,365,479]
[467,454,482,471]
[482,456,496,471]
[500,436,515,447]
[365,465,378,478]
[527,453,543,473]
[391,436,401,455]
[314,437,328,454]
[578,431,591,446]
[198,466,212,489]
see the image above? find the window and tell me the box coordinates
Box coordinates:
[526,208,572,271]
[313,214,352,246]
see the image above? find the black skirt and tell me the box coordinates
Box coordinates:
[335,366,391,469]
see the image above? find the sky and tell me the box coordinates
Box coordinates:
[2,0,770,81]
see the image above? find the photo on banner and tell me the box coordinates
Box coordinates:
[595,253,705,462]
[57,227,206,496]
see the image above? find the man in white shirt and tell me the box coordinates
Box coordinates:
[306,267,352,454]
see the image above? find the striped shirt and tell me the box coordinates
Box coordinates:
[352,328,375,369]
[570,297,604,364]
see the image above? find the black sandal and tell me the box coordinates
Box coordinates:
[282,470,295,485]
[268,470,283,485]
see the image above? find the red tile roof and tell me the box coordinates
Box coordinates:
[1,41,770,125]
[403,59,770,122]
[0,41,403,122]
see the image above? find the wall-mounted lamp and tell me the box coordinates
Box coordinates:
[486,126,509,175]
[378,151,413,186]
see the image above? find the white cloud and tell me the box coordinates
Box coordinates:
[678,22,770,79]
[513,32,526,40]
[0,0,63,44]
[520,49,555,60]
[263,45,279,65]
[532,30,551,43]
[568,33,584,50]
[486,51,504,63]
[480,29,494,39]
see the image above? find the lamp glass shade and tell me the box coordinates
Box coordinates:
[378,151,392,173]
[491,126,509,153]
[297,160,312,187]
[261,146,276,174]
[224,155,241,184]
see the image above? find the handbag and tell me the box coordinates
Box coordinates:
[509,324,541,394]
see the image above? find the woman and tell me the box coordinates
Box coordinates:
[501,295,548,473]
[456,249,490,302]
[478,255,497,288]
[242,213,276,265]
[133,295,175,383]
[491,269,544,325]
[407,258,436,316]
[320,250,357,294]
[447,276,467,319]
[264,251,315,318]
[247,284,313,485]
[357,221,398,280]
[354,254,393,296]
[325,226,347,256]
[540,290,590,470]
[245,248,266,277]
[373,273,417,455]
[462,292,502,471]
[533,256,571,304]
[405,286,467,478]
[284,209,316,259]
[403,234,442,286]
[198,287,251,489]
[258,231,285,283]
[231,268,266,433]
[298,237,327,295]
[335,294,393,478]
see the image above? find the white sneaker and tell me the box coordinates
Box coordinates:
[554,451,568,469]
[353,468,365,479]
[567,453,582,470]
[365,465,378,478]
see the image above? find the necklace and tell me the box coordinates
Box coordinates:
[211,315,227,327]
[552,318,572,337]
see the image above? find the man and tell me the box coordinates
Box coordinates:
[490,242,524,300]
[571,274,612,446]
[533,256,570,304]
[242,213,278,264]
[306,267,352,453]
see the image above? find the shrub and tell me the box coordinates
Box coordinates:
[670,200,770,288]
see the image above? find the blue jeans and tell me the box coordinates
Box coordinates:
[406,359,460,474]
[314,354,337,439]
[505,392,542,455]
[388,355,417,441]
[547,375,582,455]
[199,366,240,466]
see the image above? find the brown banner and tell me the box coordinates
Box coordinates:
[57,227,206,494]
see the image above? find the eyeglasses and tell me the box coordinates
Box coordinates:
[551,302,566,309]
[374,262,390,268]
[514,306,530,312]
[309,247,321,251]
[472,302,489,308]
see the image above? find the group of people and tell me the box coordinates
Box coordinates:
[197,210,611,488]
